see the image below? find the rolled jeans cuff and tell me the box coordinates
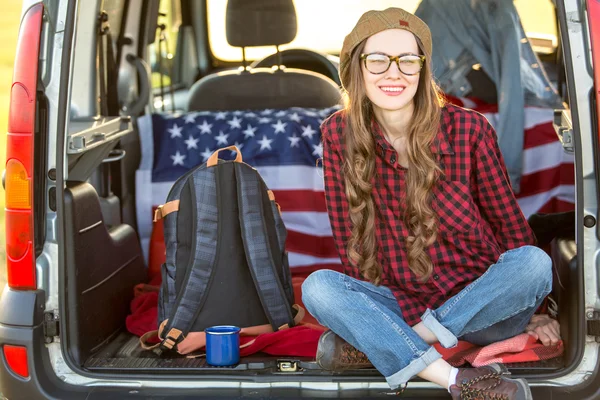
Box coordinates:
[421,309,458,348]
[385,346,442,389]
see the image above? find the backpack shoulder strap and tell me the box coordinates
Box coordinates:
[234,163,295,331]
[158,167,200,325]
[156,169,220,355]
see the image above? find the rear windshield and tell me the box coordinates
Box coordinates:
[207,0,558,62]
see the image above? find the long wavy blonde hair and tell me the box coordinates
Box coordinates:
[340,37,446,284]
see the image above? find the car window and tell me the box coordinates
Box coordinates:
[102,0,126,39]
[206,0,558,62]
[150,0,182,90]
[206,0,420,62]
[514,0,558,54]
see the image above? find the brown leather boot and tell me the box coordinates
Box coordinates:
[449,366,532,400]
[315,330,373,371]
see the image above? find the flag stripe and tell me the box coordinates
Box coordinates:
[522,141,574,176]
[535,198,577,215]
[280,212,332,236]
[284,262,342,276]
[481,106,554,133]
[286,230,338,258]
[287,252,342,268]
[258,166,325,191]
[523,120,563,149]
[517,164,575,198]
[272,190,327,212]
[514,184,575,218]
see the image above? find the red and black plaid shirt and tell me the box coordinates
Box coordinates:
[321,104,536,326]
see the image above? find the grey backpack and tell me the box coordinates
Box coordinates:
[151,145,302,355]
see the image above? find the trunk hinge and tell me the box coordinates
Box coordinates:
[43,312,60,343]
[586,311,600,341]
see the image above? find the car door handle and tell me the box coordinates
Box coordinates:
[102,148,127,163]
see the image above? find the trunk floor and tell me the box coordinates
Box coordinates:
[83,332,565,375]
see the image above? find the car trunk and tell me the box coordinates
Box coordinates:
[55,0,584,386]
[59,177,580,383]
[82,331,565,374]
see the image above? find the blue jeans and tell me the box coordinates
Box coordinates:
[301,245,552,390]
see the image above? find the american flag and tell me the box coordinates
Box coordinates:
[135,101,574,273]
[451,97,575,218]
[136,106,344,273]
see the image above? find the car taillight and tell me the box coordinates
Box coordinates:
[5,3,43,290]
[3,345,29,378]
[590,1,600,137]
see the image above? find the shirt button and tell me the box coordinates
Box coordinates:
[390,154,397,164]
[433,274,440,280]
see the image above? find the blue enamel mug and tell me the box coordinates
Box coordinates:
[205,325,241,366]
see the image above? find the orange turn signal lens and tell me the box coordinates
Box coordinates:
[5,159,31,210]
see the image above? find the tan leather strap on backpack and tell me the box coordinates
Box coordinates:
[139,319,170,350]
[153,200,180,222]
[267,190,281,214]
[207,145,243,167]
[139,330,161,350]
[278,304,305,330]
[161,327,184,350]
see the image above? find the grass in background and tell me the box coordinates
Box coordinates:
[0,2,22,289]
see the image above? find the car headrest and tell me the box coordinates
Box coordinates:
[226,0,297,47]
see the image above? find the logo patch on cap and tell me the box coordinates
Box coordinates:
[399,19,409,27]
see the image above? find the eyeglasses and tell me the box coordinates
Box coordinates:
[360,53,426,76]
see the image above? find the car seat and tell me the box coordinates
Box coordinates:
[187,0,342,111]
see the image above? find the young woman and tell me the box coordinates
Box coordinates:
[301,7,561,400]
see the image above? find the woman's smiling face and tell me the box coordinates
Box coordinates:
[361,29,421,114]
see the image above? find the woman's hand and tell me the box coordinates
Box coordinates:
[525,314,561,346]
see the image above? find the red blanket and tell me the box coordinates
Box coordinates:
[126,286,563,367]
[433,333,563,367]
